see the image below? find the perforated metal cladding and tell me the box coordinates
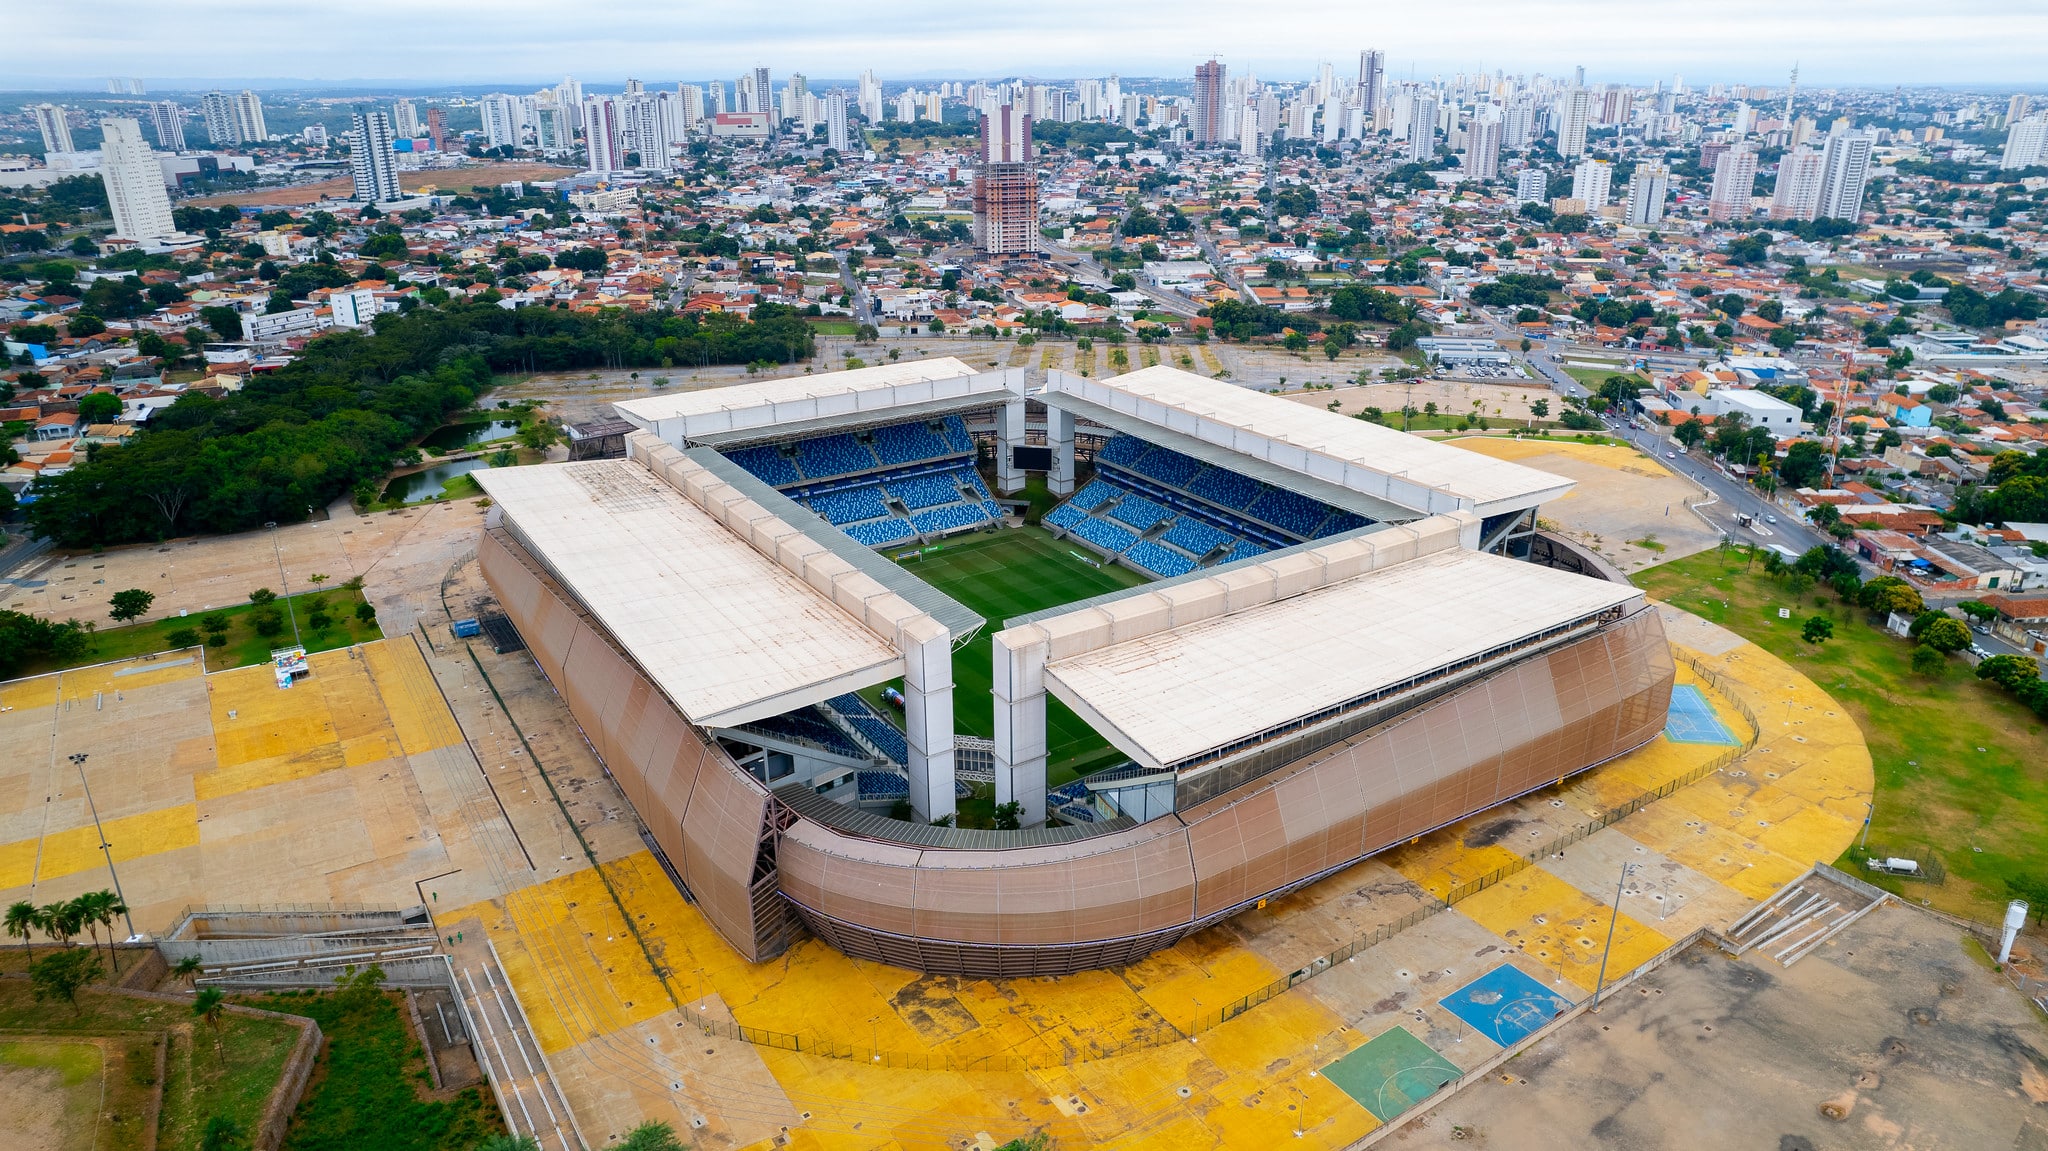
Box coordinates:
[482,529,1675,975]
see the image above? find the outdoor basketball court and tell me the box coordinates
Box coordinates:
[1438,963,1577,1047]
[1321,1025,1463,1123]
[1663,683,1739,745]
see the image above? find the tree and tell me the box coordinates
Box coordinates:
[200,1116,246,1151]
[619,1121,688,1151]
[1859,576,1922,618]
[993,801,1023,830]
[1780,441,1827,488]
[474,1138,542,1151]
[5,900,40,964]
[195,986,228,1062]
[1977,654,2041,693]
[167,627,200,648]
[1920,616,1970,653]
[1800,615,1834,644]
[108,588,155,623]
[1673,420,1706,450]
[199,306,244,341]
[518,422,560,452]
[1911,643,1948,676]
[171,954,204,987]
[77,391,122,424]
[1956,600,1998,623]
[30,948,103,1013]
[248,588,276,606]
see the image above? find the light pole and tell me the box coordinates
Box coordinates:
[70,753,136,937]
[1592,861,1639,1008]
[264,522,302,647]
[1859,801,1874,853]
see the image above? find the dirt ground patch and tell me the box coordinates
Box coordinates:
[190,161,578,207]
[1448,436,1722,572]
[1290,379,1556,422]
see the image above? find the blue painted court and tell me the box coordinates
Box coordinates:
[1438,964,1576,1047]
[1663,683,1738,745]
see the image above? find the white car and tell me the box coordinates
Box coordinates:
[1666,451,1677,459]
[1764,514,1778,524]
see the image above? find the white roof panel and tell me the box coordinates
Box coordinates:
[613,356,997,437]
[1051,365,1573,516]
[1043,548,1639,769]
[476,460,902,728]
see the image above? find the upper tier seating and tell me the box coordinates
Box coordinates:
[727,444,800,487]
[795,434,878,480]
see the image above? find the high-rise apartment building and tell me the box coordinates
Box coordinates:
[1557,87,1591,158]
[480,94,524,150]
[1502,102,1534,149]
[99,118,177,241]
[1624,162,1670,225]
[1358,49,1385,115]
[1815,127,1873,220]
[858,70,882,123]
[201,91,236,145]
[144,100,187,152]
[1570,158,1612,210]
[232,90,267,143]
[972,104,1037,256]
[2004,115,2048,170]
[582,96,623,173]
[784,74,807,123]
[1464,110,1502,180]
[426,107,447,152]
[754,67,773,130]
[393,98,419,139]
[827,91,849,153]
[1408,90,1437,162]
[1768,147,1827,220]
[32,104,74,154]
[2007,94,2030,125]
[348,110,401,202]
[1193,59,1227,145]
[1707,143,1757,222]
[1515,167,1549,204]
[679,85,706,135]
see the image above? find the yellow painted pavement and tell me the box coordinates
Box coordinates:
[0,803,200,889]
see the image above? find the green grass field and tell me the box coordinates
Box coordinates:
[1635,549,2048,921]
[886,527,1149,784]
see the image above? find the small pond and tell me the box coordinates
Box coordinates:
[384,458,489,503]
[420,420,523,450]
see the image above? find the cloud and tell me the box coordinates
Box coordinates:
[12,0,2047,86]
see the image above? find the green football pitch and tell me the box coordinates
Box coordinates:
[879,526,1150,785]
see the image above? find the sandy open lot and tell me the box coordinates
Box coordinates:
[1449,436,1723,572]
[190,161,578,207]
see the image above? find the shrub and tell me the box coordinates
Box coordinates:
[166,627,201,648]
[248,588,277,606]
[306,609,331,631]
[200,612,230,635]
[1920,617,1970,653]
[252,609,286,638]
[1910,643,1948,676]
[355,601,377,624]
[1800,616,1834,644]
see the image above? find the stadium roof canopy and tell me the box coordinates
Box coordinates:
[613,357,1019,448]
[1044,366,1573,518]
[475,459,904,728]
[1041,547,1640,772]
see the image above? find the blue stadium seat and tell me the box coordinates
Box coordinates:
[1069,481,1115,510]
[1045,503,1087,530]
[1133,446,1201,488]
[962,472,996,501]
[982,500,1004,521]
[1070,517,1137,554]
[725,445,800,487]
[795,434,878,479]
[857,770,909,798]
[1316,509,1372,537]
[1125,540,1196,579]
[808,484,889,525]
[890,472,967,510]
[1096,435,1148,467]
[1163,518,1230,556]
[911,503,992,535]
[846,518,914,547]
[1188,466,1260,510]
[1107,493,1171,531]
[748,707,866,759]
[871,420,951,466]
[941,415,974,454]
[1229,540,1268,561]
[1248,487,1328,538]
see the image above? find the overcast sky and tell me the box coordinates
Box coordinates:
[11,0,2046,89]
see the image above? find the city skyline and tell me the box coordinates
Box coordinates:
[10,0,2048,89]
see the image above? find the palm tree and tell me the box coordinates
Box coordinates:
[40,901,79,948]
[619,1121,687,1151]
[69,895,105,973]
[171,955,203,987]
[94,892,128,975]
[194,987,227,1064]
[474,1137,541,1151]
[4,901,39,966]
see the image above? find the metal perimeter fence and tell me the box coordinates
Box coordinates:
[694,653,1764,1071]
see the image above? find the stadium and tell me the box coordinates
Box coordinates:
[473,359,1674,976]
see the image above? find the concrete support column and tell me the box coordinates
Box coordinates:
[991,629,1049,827]
[900,618,957,823]
[996,398,1026,495]
[1047,406,1076,497]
